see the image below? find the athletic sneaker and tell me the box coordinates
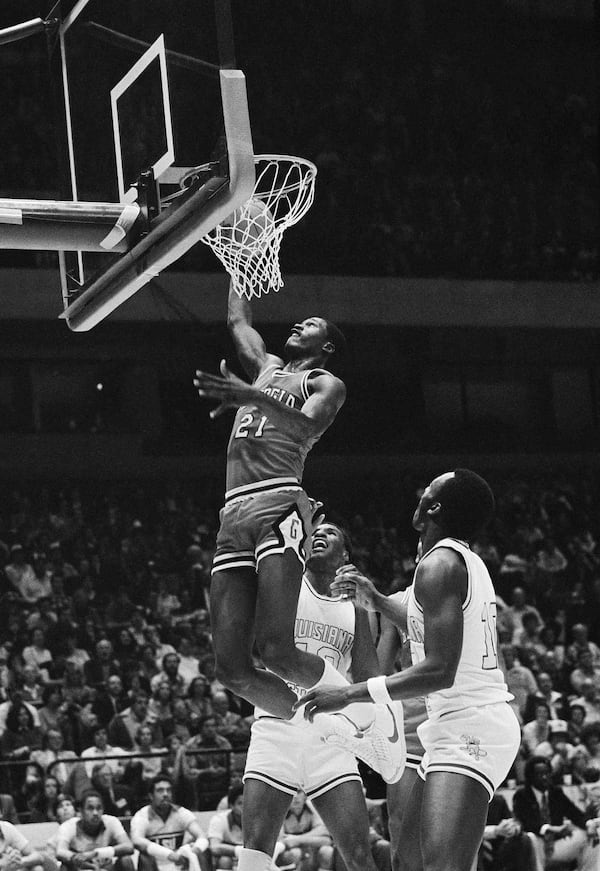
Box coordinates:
[318,702,407,784]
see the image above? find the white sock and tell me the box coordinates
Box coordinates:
[313,661,375,731]
[237,847,272,871]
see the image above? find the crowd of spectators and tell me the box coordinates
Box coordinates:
[0,3,596,281]
[0,468,598,829]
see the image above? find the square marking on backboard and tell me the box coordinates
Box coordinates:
[110,34,174,204]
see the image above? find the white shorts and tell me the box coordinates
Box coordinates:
[243,717,362,801]
[416,702,520,800]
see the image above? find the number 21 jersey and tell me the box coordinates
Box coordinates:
[226,364,330,496]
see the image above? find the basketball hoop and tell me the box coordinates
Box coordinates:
[198,154,317,300]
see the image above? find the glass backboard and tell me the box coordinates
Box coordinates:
[54,0,238,306]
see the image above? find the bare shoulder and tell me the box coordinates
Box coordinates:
[420,546,465,572]
[306,370,346,399]
[415,547,467,602]
[255,353,284,378]
[264,352,284,368]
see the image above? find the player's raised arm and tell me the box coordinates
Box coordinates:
[195,364,345,437]
[377,613,403,675]
[297,549,466,715]
[350,607,381,682]
[235,368,345,439]
[227,282,281,379]
[331,565,408,632]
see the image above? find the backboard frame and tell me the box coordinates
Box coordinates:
[55,0,254,330]
[110,33,174,205]
[0,1,255,330]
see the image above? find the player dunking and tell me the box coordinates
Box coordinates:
[299,469,521,871]
[194,285,405,781]
[193,284,348,718]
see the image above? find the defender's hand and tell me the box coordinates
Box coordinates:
[331,564,380,610]
[293,685,349,721]
[194,359,259,419]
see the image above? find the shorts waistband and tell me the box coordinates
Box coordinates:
[225,478,302,504]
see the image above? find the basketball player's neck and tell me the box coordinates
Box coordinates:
[283,353,327,373]
[420,525,447,555]
[305,565,335,596]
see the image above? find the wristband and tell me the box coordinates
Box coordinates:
[95,847,115,861]
[192,838,209,854]
[234,846,243,858]
[147,843,173,860]
[367,676,393,706]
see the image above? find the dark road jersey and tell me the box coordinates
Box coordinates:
[225,364,330,499]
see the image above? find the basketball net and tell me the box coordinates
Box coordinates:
[199,155,317,300]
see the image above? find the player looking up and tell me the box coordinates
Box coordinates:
[237,522,387,871]
[299,469,521,871]
[194,285,405,781]
[193,283,347,719]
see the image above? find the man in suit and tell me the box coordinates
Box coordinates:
[477,791,537,871]
[512,755,589,869]
[92,675,129,728]
[84,640,121,690]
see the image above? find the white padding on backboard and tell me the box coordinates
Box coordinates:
[0,209,23,225]
[100,203,141,250]
[111,34,174,204]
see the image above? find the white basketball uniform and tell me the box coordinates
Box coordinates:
[244,575,363,800]
[406,538,521,799]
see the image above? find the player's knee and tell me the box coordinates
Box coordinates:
[213,658,251,695]
[371,838,391,871]
[259,638,297,679]
[334,841,372,871]
[137,854,159,871]
[317,844,334,869]
[285,847,302,867]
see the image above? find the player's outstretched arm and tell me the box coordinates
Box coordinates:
[350,607,381,682]
[227,282,281,379]
[377,614,403,675]
[295,550,466,718]
[331,565,408,631]
[194,364,345,439]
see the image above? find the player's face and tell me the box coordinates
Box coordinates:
[82,796,103,827]
[285,317,329,358]
[531,762,551,791]
[308,523,347,569]
[151,780,173,809]
[412,472,454,532]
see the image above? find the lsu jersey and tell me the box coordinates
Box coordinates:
[407,537,512,717]
[255,574,355,718]
[129,804,197,854]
